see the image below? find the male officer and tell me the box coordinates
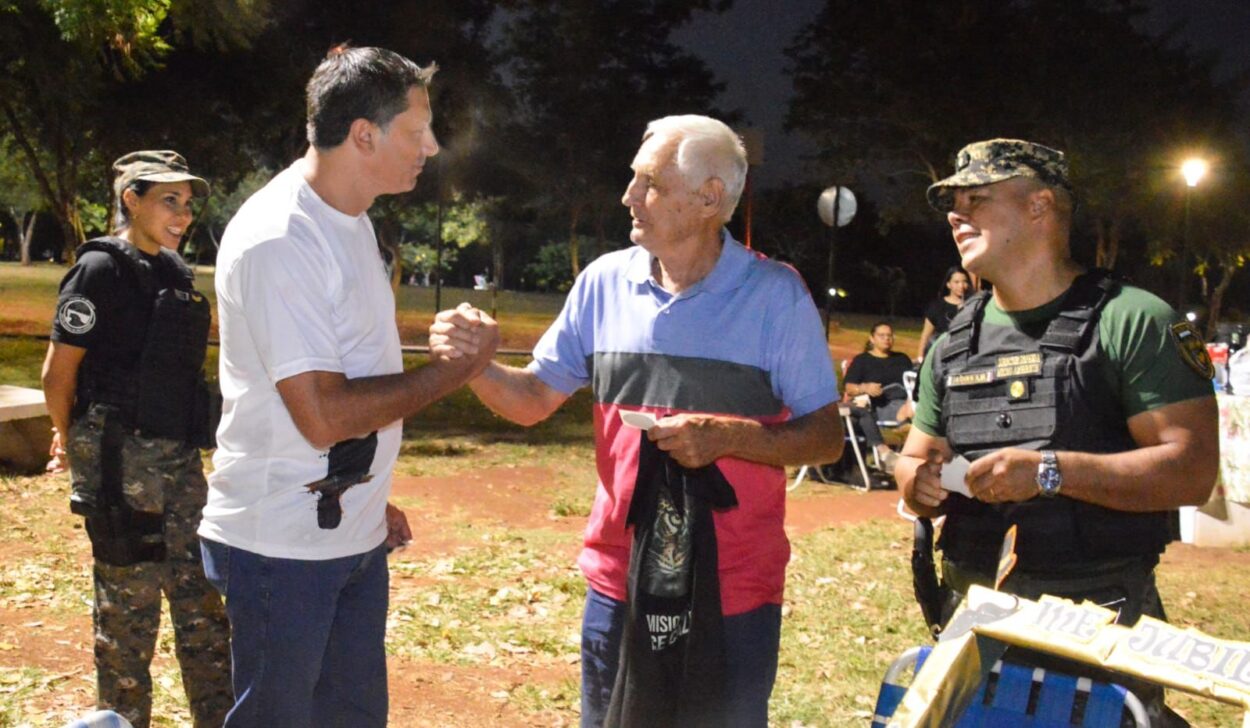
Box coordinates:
[431,115,842,727]
[896,139,1219,724]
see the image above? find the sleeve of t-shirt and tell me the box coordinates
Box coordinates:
[763,283,839,418]
[843,354,867,385]
[912,335,946,438]
[527,270,592,395]
[225,235,345,384]
[923,299,944,327]
[1100,287,1214,418]
[50,251,118,349]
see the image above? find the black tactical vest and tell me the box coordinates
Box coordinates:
[74,238,212,443]
[932,270,1173,572]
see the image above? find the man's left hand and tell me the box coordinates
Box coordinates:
[965,448,1043,503]
[385,502,412,550]
[649,414,739,469]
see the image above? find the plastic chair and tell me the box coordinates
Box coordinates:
[790,369,917,493]
[871,645,1148,727]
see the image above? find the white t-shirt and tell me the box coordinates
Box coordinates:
[200,159,403,560]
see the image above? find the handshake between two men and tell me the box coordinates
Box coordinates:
[428,302,780,470]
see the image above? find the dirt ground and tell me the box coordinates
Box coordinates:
[4,466,1246,726]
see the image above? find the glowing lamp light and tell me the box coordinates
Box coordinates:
[1181,158,1208,188]
[827,288,848,298]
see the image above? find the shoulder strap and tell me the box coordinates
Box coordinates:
[75,237,158,298]
[155,248,196,290]
[1039,268,1120,354]
[939,291,991,365]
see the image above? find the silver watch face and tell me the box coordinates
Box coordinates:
[1038,466,1062,495]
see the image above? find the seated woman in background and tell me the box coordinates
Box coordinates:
[844,322,914,472]
[915,265,970,362]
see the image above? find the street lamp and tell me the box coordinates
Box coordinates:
[1181,158,1208,188]
[816,186,857,340]
[1177,157,1208,308]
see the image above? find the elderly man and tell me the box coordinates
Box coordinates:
[432,115,842,727]
[896,139,1218,725]
[200,46,497,726]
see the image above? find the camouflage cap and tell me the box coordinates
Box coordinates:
[926,139,1070,213]
[112,150,210,200]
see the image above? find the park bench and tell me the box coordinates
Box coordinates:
[0,385,53,473]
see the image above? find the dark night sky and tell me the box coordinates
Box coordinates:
[675,0,1250,188]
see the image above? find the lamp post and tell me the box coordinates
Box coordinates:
[816,186,857,340]
[1177,158,1207,309]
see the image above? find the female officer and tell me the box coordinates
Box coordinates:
[41,151,231,728]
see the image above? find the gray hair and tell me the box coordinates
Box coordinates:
[643,115,747,223]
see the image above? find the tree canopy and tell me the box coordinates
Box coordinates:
[785,0,1249,320]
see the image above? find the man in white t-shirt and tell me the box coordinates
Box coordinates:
[199,46,498,727]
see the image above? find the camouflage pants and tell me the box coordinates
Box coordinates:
[82,434,232,728]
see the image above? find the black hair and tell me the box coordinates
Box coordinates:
[939,265,969,297]
[111,180,155,232]
[864,321,893,352]
[305,45,437,150]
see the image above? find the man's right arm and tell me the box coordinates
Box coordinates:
[897,427,954,518]
[430,302,571,426]
[276,353,495,450]
[468,361,569,426]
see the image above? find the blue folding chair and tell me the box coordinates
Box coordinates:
[872,645,1148,727]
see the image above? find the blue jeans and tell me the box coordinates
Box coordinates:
[580,587,782,728]
[200,539,390,728]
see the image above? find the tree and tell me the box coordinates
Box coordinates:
[191,167,273,261]
[1145,149,1250,336]
[0,0,270,260]
[0,138,45,263]
[784,0,1245,294]
[500,0,734,278]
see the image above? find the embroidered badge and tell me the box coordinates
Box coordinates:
[57,296,97,334]
[995,352,1043,378]
[1169,321,1214,380]
[1007,379,1030,401]
[947,369,995,388]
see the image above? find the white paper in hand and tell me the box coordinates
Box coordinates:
[618,410,658,430]
[941,456,972,497]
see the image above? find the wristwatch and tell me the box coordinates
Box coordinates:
[1036,450,1062,497]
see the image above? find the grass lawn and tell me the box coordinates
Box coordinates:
[2,262,1246,725]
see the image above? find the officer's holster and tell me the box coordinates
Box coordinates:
[74,405,166,566]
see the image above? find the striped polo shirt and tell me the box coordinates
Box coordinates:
[529,232,838,615]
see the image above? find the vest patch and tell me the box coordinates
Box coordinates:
[947,368,995,388]
[1169,322,1214,380]
[995,352,1043,378]
[58,295,97,334]
[1007,378,1030,401]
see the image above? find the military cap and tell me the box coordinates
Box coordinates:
[926,139,1071,213]
[112,150,210,200]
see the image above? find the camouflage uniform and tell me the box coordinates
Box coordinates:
[68,417,232,728]
[926,138,1072,213]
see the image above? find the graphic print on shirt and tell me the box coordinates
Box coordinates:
[58,295,97,334]
[641,487,694,651]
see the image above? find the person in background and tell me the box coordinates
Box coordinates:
[41,150,232,728]
[915,265,970,362]
[843,322,914,472]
